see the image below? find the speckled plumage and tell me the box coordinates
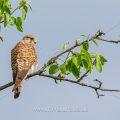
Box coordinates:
[11,35,38,99]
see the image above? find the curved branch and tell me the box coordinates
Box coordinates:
[39,74,120,92]
[0,30,120,98]
[0,72,120,94]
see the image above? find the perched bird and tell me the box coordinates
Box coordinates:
[11,35,38,99]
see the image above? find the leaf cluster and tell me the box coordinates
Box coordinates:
[0,0,32,41]
[49,41,107,79]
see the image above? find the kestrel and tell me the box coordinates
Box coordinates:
[11,35,38,99]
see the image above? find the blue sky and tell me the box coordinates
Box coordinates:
[0,0,120,120]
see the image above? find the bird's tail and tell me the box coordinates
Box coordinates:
[12,81,22,99]
[14,88,20,99]
[12,69,30,99]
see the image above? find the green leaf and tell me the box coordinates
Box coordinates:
[91,54,107,73]
[71,63,80,79]
[65,57,72,74]
[0,35,3,41]
[0,16,3,22]
[62,43,67,51]
[81,49,92,64]
[28,4,32,11]
[0,1,4,13]
[4,13,10,27]
[72,57,80,68]
[49,64,59,75]
[81,59,89,72]
[60,63,66,74]
[95,55,102,73]
[62,42,69,51]
[99,55,107,65]
[4,6,11,14]
[19,0,26,8]
[5,0,11,7]
[71,57,80,78]
[15,17,23,32]
[58,72,65,79]
[90,54,96,58]
[75,40,79,45]
[81,34,88,37]
[80,49,92,73]
[9,16,15,25]
[91,54,107,65]
[91,38,98,46]
[81,42,89,51]
[22,6,28,20]
[4,13,9,27]
[76,56,81,65]
[0,1,4,10]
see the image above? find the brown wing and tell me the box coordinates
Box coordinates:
[11,41,37,98]
[11,45,19,83]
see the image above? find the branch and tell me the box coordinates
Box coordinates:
[77,71,89,82]
[39,74,120,92]
[0,82,13,91]
[11,6,20,15]
[39,74,120,98]
[99,39,120,43]
[0,30,120,98]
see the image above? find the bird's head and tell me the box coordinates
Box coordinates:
[22,35,37,46]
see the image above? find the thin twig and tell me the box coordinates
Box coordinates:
[77,71,89,82]
[99,39,120,43]
[11,6,20,15]
[64,52,70,63]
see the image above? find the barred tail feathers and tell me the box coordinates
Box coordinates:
[13,81,22,99]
